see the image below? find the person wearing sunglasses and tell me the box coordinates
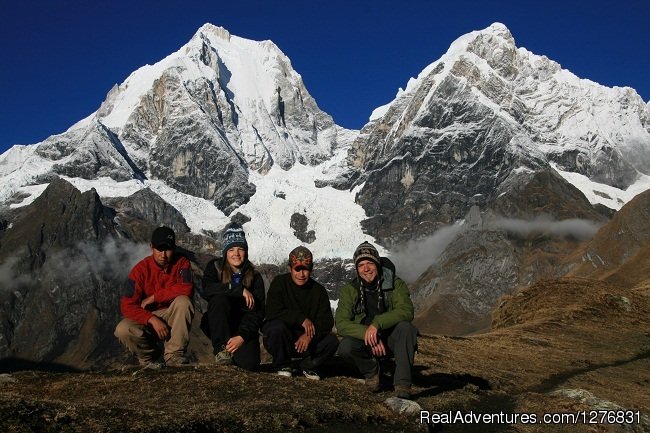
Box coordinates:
[262,246,338,380]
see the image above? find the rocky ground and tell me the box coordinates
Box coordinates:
[1,277,649,432]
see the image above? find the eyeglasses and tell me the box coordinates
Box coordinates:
[292,265,310,272]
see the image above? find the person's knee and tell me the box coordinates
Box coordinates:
[171,295,193,311]
[262,319,287,337]
[394,321,418,340]
[336,337,356,357]
[114,319,139,340]
[114,320,129,340]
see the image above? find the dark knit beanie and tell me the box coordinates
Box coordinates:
[353,241,380,267]
[288,246,313,270]
[222,223,248,256]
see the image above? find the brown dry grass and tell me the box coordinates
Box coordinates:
[1,365,417,433]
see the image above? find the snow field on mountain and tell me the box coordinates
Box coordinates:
[240,162,377,264]
[0,145,38,203]
[552,164,650,210]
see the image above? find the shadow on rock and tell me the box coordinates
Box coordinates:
[412,366,491,398]
[0,357,82,373]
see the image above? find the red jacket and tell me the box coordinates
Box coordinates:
[120,254,194,325]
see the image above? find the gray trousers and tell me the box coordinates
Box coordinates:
[337,321,418,387]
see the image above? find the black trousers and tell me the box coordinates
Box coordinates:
[262,319,338,370]
[201,294,260,371]
[337,321,418,387]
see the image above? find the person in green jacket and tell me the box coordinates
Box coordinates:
[335,241,418,399]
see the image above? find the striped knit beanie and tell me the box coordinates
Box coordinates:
[222,223,248,256]
[353,241,380,267]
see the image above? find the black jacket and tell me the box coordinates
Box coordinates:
[201,259,265,342]
[265,273,333,340]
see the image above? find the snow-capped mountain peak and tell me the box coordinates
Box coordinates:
[2,23,354,211]
[0,23,369,264]
[352,22,649,245]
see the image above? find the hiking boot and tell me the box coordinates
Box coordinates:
[131,359,165,376]
[138,359,165,370]
[277,366,293,377]
[302,369,320,381]
[365,372,381,392]
[165,354,190,367]
[395,384,412,400]
[215,349,234,365]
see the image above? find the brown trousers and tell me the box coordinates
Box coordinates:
[114,295,194,363]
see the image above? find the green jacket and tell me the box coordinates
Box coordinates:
[335,263,414,340]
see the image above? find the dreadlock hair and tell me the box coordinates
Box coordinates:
[358,274,386,315]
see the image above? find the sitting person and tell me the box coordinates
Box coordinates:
[262,246,338,380]
[114,226,194,368]
[200,223,265,371]
[335,241,418,399]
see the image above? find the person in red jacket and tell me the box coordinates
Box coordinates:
[114,226,194,367]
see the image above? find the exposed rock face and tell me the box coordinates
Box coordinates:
[290,212,316,244]
[489,168,610,221]
[105,188,191,239]
[34,122,143,182]
[311,258,356,299]
[0,179,122,363]
[411,170,608,335]
[412,181,650,336]
[0,178,118,268]
[411,225,520,335]
[566,188,650,287]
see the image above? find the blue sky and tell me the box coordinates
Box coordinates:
[1,0,648,154]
